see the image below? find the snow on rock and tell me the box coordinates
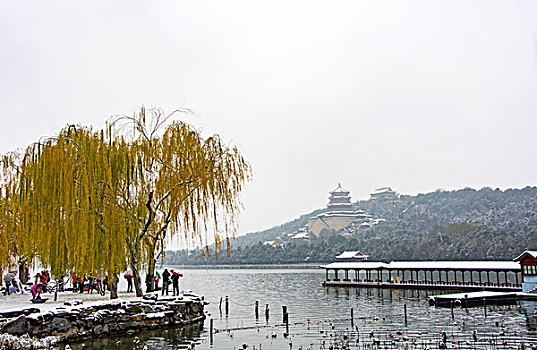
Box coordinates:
[0,294,205,346]
[0,333,59,349]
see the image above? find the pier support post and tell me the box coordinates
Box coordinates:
[225,296,229,316]
[255,300,259,319]
[283,306,289,335]
[210,318,214,344]
[265,304,269,321]
[404,304,408,325]
[351,308,354,327]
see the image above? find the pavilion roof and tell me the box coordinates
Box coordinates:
[321,260,520,271]
[513,251,537,261]
[330,183,350,195]
[371,187,395,195]
[336,251,369,259]
[387,261,520,271]
[321,262,388,269]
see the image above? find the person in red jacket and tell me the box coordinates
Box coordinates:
[170,270,183,296]
[72,274,78,292]
[124,271,134,293]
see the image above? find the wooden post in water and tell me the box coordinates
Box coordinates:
[255,300,259,319]
[225,296,229,316]
[265,304,269,321]
[219,297,222,315]
[285,313,289,335]
[282,305,289,335]
[404,304,408,325]
[450,301,454,319]
[351,308,354,327]
[483,298,487,318]
[210,318,214,344]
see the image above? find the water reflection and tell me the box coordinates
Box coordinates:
[64,322,203,350]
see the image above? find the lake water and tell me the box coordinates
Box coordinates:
[64,268,537,350]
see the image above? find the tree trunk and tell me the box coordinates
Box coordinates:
[146,253,156,293]
[18,261,29,284]
[109,275,118,299]
[131,255,144,297]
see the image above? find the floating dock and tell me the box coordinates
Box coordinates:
[428,291,520,307]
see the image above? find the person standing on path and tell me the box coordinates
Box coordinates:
[3,272,14,296]
[124,271,133,293]
[170,270,183,296]
[162,269,170,296]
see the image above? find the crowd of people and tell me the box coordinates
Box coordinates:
[141,269,183,295]
[2,268,184,298]
[30,270,53,299]
[70,273,115,295]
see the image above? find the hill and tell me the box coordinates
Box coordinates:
[164,186,537,265]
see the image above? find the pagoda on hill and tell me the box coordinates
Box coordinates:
[307,184,369,237]
[327,183,354,212]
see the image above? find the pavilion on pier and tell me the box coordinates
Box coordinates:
[322,260,522,292]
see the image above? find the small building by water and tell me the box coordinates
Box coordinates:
[514,250,537,293]
[335,251,369,262]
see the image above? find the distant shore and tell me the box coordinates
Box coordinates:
[161,263,322,270]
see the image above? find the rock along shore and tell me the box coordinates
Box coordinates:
[0,293,205,349]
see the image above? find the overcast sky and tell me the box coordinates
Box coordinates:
[2,1,537,240]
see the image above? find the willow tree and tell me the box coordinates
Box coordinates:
[0,152,28,275]
[3,126,132,297]
[0,107,250,299]
[113,108,251,296]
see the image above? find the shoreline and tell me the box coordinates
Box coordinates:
[0,291,205,349]
[161,263,322,269]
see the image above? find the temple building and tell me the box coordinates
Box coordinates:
[307,184,369,237]
[370,187,398,201]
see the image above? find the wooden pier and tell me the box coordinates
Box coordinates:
[322,261,522,291]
